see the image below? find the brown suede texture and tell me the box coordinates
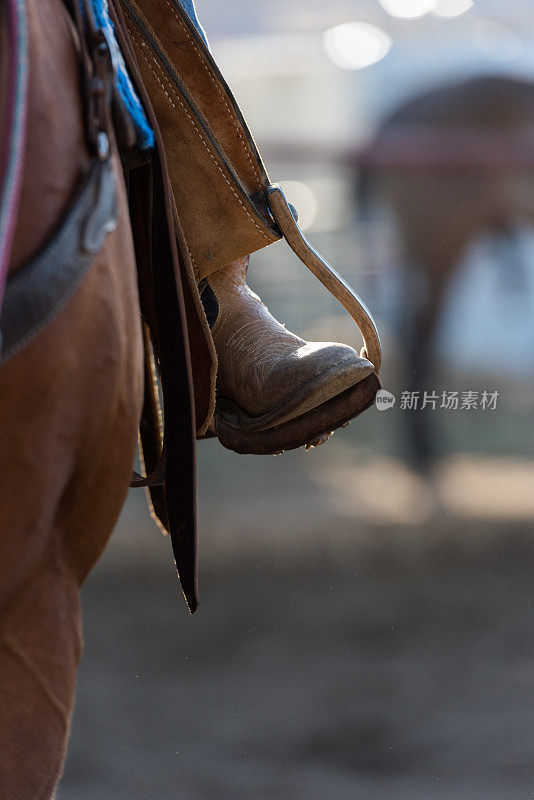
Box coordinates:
[129,0,268,195]
[120,0,280,278]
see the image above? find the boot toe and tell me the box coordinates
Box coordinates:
[255,341,374,428]
[294,341,373,377]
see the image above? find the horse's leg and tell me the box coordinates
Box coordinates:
[404,262,453,469]
[384,171,480,470]
[394,215,457,468]
[0,1,143,797]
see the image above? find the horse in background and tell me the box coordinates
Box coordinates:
[358,75,534,466]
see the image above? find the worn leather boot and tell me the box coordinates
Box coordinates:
[201,257,379,454]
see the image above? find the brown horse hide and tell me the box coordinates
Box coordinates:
[0,0,143,797]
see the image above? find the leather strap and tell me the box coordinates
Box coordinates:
[119,0,280,277]
[0,0,29,319]
[0,156,118,364]
[110,0,199,613]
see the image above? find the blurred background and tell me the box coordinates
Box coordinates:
[61,1,534,798]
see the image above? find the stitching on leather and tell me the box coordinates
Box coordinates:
[128,28,272,244]
[163,0,263,188]
[130,29,271,243]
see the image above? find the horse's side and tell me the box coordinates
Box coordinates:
[0,0,143,795]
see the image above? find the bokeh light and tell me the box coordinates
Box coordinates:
[323,22,392,71]
[378,0,436,20]
[432,0,473,17]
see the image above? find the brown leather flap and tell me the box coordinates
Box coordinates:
[119,0,281,277]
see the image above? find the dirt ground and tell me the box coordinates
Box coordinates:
[59,479,534,800]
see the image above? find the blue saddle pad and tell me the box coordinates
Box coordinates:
[86,0,154,150]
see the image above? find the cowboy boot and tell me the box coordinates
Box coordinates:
[200,256,379,454]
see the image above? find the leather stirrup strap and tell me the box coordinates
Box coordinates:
[109,0,199,613]
[128,154,199,614]
[152,155,198,613]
